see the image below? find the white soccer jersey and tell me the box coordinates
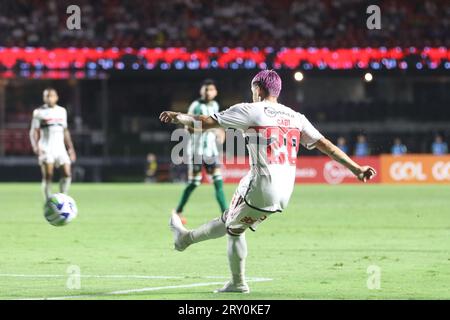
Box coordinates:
[31,104,68,153]
[212,101,323,212]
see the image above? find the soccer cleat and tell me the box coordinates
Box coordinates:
[173,209,187,225]
[169,213,191,252]
[213,281,250,294]
[179,214,187,225]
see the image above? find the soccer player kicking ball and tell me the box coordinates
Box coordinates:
[29,88,77,201]
[160,70,376,293]
[174,79,228,224]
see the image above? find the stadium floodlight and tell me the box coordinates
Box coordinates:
[364,72,373,82]
[294,71,304,82]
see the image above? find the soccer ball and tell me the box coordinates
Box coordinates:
[44,193,78,226]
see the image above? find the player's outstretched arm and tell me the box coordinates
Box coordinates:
[64,129,77,162]
[159,111,220,130]
[314,137,376,182]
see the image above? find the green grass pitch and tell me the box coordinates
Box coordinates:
[0,183,449,300]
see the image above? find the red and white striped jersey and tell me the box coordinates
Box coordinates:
[212,101,323,212]
[31,104,68,151]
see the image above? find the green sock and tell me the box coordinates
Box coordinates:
[213,177,228,213]
[176,183,197,213]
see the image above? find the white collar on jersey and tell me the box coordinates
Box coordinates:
[43,104,59,109]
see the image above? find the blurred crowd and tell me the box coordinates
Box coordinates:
[336,134,448,156]
[1,0,449,48]
[304,101,449,123]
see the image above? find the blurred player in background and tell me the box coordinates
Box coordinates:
[145,153,158,183]
[174,79,228,224]
[29,88,76,201]
[160,70,376,293]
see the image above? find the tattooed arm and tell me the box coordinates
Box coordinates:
[159,111,219,130]
[314,138,376,182]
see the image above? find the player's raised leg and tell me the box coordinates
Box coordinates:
[169,213,226,251]
[171,193,235,248]
[40,162,54,201]
[189,217,227,244]
[60,162,72,194]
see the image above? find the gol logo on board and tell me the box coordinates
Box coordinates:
[382,155,450,183]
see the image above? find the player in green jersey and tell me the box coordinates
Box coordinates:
[174,79,228,224]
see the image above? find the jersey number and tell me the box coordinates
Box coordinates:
[263,127,301,165]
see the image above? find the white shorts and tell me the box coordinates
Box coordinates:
[222,191,272,235]
[39,148,71,167]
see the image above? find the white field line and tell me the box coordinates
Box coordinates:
[0,274,270,281]
[0,274,272,300]
[0,274,184,279]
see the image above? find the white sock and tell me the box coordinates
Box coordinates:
[189,218,227,243]
[227,233,247,285]
[42,180,52,200]
[60,177,72,194]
